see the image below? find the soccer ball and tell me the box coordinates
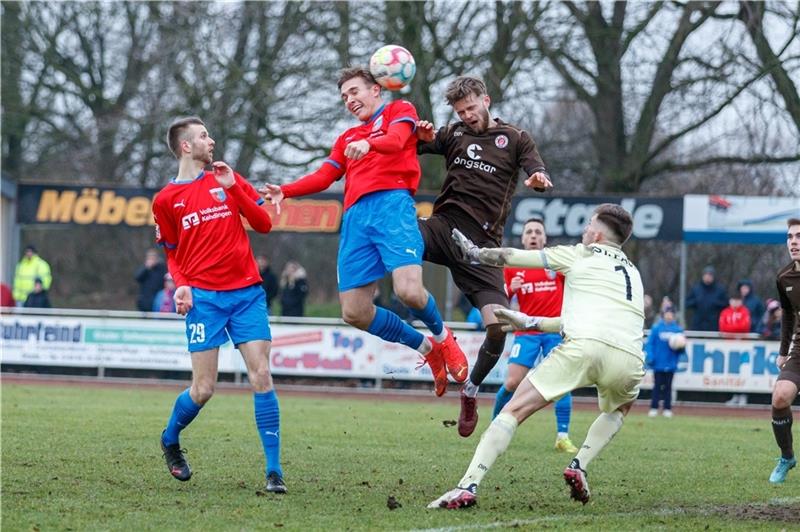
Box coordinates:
[668,333,687,351]
[369,45,416,91]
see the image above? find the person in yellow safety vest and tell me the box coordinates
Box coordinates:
[13,245,52,305]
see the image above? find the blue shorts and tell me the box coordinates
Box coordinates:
[337,190,424,291]
[184,284,271,352]
[508,333,562,369]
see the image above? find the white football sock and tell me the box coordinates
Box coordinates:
[416,337,432,355]
[462,380,480,397]
[458,412,518,488]
[575,411,624,469]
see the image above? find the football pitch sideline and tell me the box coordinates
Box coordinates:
[2,382,798,531]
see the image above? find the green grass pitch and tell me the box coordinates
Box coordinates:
[2,383,798,531]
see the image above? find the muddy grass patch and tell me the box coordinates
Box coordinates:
[711,500,800,524]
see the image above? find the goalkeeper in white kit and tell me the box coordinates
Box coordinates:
[429,203,646,508]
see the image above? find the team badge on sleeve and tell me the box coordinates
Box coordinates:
[209,187,227,202]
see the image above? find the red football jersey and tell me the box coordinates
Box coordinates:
[504,266,565,337]
[152,171,265,291]
[282,100,420,210]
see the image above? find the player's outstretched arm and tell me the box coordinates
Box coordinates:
[494,308,562,333]
[451,228,545,268]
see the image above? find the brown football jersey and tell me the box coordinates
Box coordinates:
[418,119,547,243]
[776,261,800,358]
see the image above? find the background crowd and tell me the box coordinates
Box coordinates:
[5,245,786,339]
[644,265,780,340]
[134,249,308,317]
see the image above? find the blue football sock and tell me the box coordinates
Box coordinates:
[255,390,282,477]
[555,392,573,434]
[368,306,425,351]
[408,292,445,338]
[163,388,202,446]
[493,385,514,419]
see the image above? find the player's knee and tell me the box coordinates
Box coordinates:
[249,368,273,393]
[772,392,792,410]
[504,376,520,392]
[485,323,505,342]
[192,382,215,404]
[342,306,370,330]
[394,283,425,309]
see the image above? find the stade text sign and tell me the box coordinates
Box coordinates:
[509,196,684,241]
[1,314,781,393]
[17,184,682,240]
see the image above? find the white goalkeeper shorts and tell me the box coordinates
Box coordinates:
[527,336,645,413]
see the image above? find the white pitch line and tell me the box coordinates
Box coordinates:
[410,497,800,532]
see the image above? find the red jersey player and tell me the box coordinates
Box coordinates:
[493,218,577,453]
[152,117,285,494]
[261,67,466,398]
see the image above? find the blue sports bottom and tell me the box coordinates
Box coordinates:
[184,284,271,352]
[337,190,424,291]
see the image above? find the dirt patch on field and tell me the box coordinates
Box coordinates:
[712,501,800,524]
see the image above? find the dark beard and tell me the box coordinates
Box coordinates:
[467,109,490,133]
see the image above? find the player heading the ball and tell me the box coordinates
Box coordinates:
[260,67,467,398]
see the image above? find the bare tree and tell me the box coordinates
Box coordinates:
[527,1,799,193]
[21,2,168,183]
[738,1,800,134]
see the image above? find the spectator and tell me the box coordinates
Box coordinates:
[23,278,52,309]
[760,299,782,340]
[256,255,279,313]
[13,245,52,306]
[1,283,14,307]
[720,293,752,407]
[152,273,177,313]
[645,306,684,418]
[279,261,308,317]
[685,266,728,331]
[737,279,765,333]
[719,293,752,333]
[135,249,167,312]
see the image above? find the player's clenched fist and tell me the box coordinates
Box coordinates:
[211,161,235,189]
[173,285,193,316]
[509,274,524,293]
[344,139,371,160]
[415,120,435,143]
